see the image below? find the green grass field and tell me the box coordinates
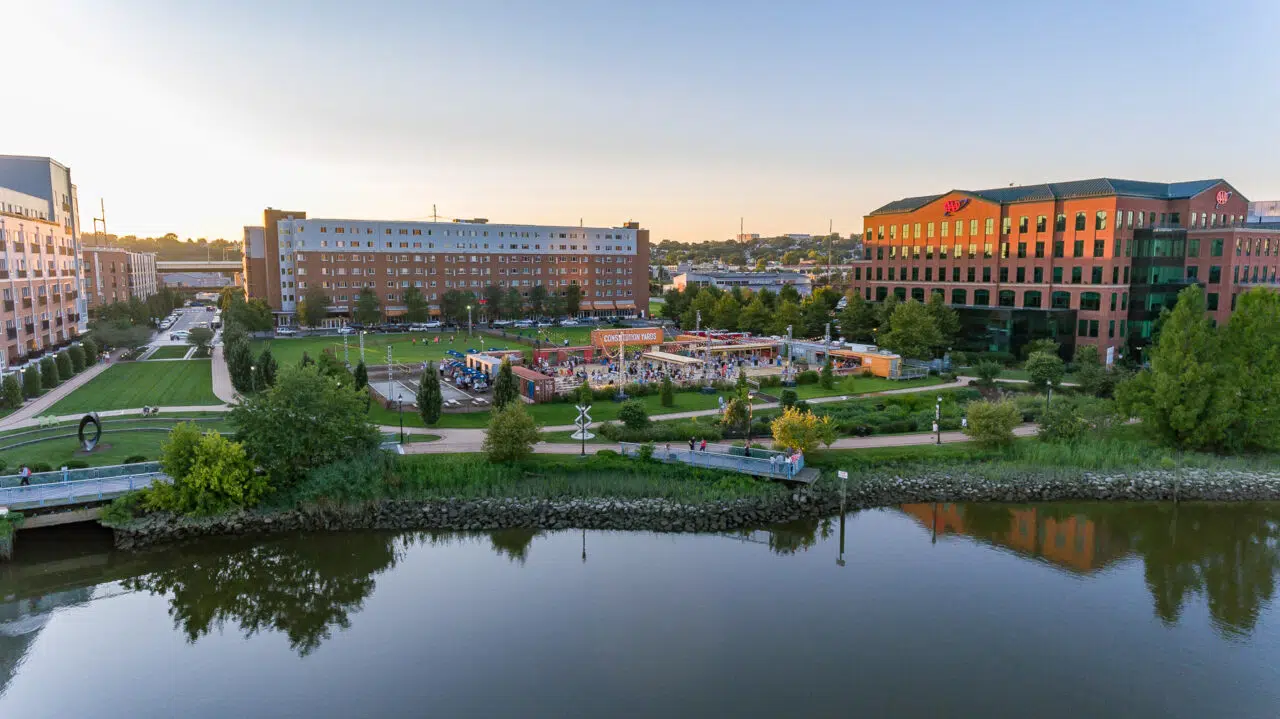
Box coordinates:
[0,416,231,469]
[49,360,222,414]
[791,375,946,399]
[147,346,192,360]
[251,333,527,367]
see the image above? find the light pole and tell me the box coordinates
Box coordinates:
[745,392,756,452]
[397,399,405,444]
[343,331,349,366]
[785,324,793,384]
[250,364,256,393]
[935,395,942,445]
[467,305,473,337]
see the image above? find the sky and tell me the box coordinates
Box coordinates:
[7,0,1280,243]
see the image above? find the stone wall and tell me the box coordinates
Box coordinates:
[109,467,1280,549]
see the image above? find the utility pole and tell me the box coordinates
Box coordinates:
[432,204,438,222]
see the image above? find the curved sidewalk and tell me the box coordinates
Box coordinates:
[0,356,118,430]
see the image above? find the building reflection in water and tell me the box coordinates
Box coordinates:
[900,502,1280,638]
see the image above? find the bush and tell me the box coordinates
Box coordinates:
[30,462,53,473]
[64,460,89,469]
[151,423,267,516]
[99,492,147,526]
[1,374,22,409]
[274,452,397,508]
[796,370,819,385]
[618,399,649,430]
[39,356,59,388]
[484,403,540,462]
[123,455,148,464]
[81,337,99,365]
[975,351,1016,366]
[770,406,837,453]
[973,360,1002,387]
[779,389,798,408]
[819,358,834,389]
[56,352,73,379]
[1037,404,1089,443]
[637,443,655,461]
[597,419,723,443]
[68,345,86,373]
[22,365,41,398]
[659,375,674,407]
[964,399,1022,448]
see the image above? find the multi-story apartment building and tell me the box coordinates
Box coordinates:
[243,209,650,326]
[672,270,813,296]
[82,247,159,310]
[0,156,87,368]
[850,178,1280,364]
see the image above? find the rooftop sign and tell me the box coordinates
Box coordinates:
[591,327,662,347]
[943,199,970,216]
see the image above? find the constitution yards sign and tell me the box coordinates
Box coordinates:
[591,327,663,347]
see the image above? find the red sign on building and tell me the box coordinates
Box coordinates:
[943,199,970,216]
[1215,190,1232,208]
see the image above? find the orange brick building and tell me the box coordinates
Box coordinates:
[850,178,1280,362]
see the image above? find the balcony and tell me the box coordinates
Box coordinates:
[0,271,7,280]
[3,301,11,312]
[15,270,26,278]
[37,296,47,306]
[44,243,54,253]
[41,320,50,331]
[55,316,63,326]
[4,329,14,340]
[21,298,31,308]
[23,324,34,334]
[32,269,42,278]
[51,292,61,302]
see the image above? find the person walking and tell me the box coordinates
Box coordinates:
[700,439,707,452]
[688,437,696,453]
[19,464,31,486]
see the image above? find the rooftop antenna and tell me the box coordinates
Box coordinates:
[828,218,834,269]
[92,198,107,246]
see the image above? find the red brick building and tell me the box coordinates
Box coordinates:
[850,178,1280,363]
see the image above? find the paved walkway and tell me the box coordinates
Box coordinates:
[0,355,118,430]
[211,344,237,403]
[0,405,232,431]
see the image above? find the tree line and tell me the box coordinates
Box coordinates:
[83,233,241,261]
[292,283,586,327]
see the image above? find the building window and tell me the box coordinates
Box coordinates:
[1186,266,1199,281]
[1211,238,1224,257]
[1080,292,1101,311]
[999,267,1009,282]
[973,289,990,306]
[1051,291,1070,309]
[970,219,978,236]
[983,243,992,259]
[924,267,932,281]
[1110,292,1118,310]
[1018,216,1029,234]
[984,218,994,235]
[951,289,967,304]
[1017,243,1027,259]
[967,267,976,282]
[956,220,964,237]
[1053,241,1064,258]
[1075,212,1087,231]
[1073,240,1084,257]
[1016,267,1026,283]
[982,267,991,282]
[998,290,1015,307]
[1053,267,1064,283]
[926,245,934,260]
[1091,266,1103,284]
[1207,293,1219,311]
[968,243,977,259]
[1071,267,1083,284]
[911,288,925,301]
[1033,267,1044,283]
[1023,290,1042,308]
[952,267,960,282]
[1093,240,1105,258]
[927,222,935,238]
[1095,211,1107,230]
[1002,217,1011,235]
[1209,265,1221,283]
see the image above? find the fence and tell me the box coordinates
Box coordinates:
[618,441,804,479]
[0,464,167,510]
[0,462,162,489]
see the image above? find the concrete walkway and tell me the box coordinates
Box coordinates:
[0,355,118,430]
[211,345,238,404]
[0,405,232,431]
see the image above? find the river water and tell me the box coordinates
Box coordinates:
[3,502,1279,718]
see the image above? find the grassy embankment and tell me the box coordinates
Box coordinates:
[49,360,221,414]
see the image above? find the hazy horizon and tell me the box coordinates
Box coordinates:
[8,0,1278,244]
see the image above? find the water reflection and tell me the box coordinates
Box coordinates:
[901,502,1280,637]
[123,533,403,657]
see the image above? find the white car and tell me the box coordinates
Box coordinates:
[492,320,514,327]
[560,319,579,327]
[337,326,355,335]
[275,327,297,336]
[513,320,534,328]
[170,330,190,341]
[424,320,442,329]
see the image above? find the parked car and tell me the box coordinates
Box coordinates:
[424,320,442,329]
[492,319,514,327]
[170,330,190,341]
[275,327,297,336]
[513,320,534,328]
[337,326,355,336]
[560,319,580,327]
[206,305,216,312]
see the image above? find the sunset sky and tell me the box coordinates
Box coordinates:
[8,0,1279,243]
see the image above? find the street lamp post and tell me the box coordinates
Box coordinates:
[397,399,405,444]
[935,395,942,445]
[250,364,256,393]
[746,392,756,452]
[467,305,473,337]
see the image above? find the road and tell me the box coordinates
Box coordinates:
[153,306,217,346]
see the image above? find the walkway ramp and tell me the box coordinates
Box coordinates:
[0,463,167,512]
[619,442,818,484]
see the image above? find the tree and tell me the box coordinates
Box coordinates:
[22,365,40,398]
[299,351,315,368]
[1022,338,1060,361]
[738,296,771,335]
[528,286,548,317]
[354,361,368,391]
[482,284,505,320]
[770,300,804,337]
[1072,345,1107,397]
[754,258,767,272]
[563,283,582,317]
[504,288,524,318]
[878,300,942,359]
[1024,350,1066,399]
[1037,403,1090,443]
[151,423,266,516]
[659,374,674,407]
[820,356,835,389]
[416,362,443,425]
[226,296,273,331]
[1,374,23,409]
[297,286,330,328]
[68,344,86,373]
[188,327,214,355]
[770,406,836,453]
[230,365,381,490]
[799,297,831,338]
[711,294,741,331]
[256,347,278,389]
[722,397,750,434]
[777,284,801,305]
[39,357,59,388]
[226,336,255,393]
[1218,288,1280,452]
[483,404,540,462]
[402,286,429,323]
[56,352,73,380]
[81,337,98,365]
[837,293,877,342]
[493,358,518,409]
[618,399,649,430]
[925,292,961,350]
[576,379,593,406]
[964,399,1021,448]
[681,291,718,331]
[875,294,899,331]
[973,360,1002,387]
[316,352,352,385]
[353,289,382,326]
[89,320,151,351]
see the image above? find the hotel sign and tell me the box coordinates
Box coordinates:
[942,199,970,216]
[591,327,662,347]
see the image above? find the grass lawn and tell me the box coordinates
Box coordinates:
[252,332,527,367]
[49,360,221,414]
[147,346,192,360]
[494,325,598,348]
[0,417,231,469]
[368,387,763,429]
[791,375,946,399]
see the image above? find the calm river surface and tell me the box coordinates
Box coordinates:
[3,502,1280,718]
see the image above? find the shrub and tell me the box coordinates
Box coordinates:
[1,374,22,409]
[123,455,148,464]
[973,360,1002,387]
[68,345,86,373]
[22,366,41,398]
[39,356,59,388]
[779,389,798,408]
[30,462,53,473]
[416,362,443,425]
[484,403,540,462]
[796,370,819,385]
[64,460,89,469]
[637,443,655,461]
[276,452,396,507]
[1037,404,1089,443]
[659,375,674,407]
[150,426,265,516]
[100,492,147,526]
[81,337,99,365]
[56,352,73,379]
[493,358,518,409]
[576,380,593,406]
[770,406,837,453]
[964,399,1022,448]
[819,358,834,389]
[975,351,1016,366]
[618,399,649,430]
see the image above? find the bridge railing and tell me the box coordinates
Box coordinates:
[0,462,162,489]
[618,441,804,479]
[0,471,168,510]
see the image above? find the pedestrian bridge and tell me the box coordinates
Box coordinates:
[618,442,819,484]
[0,463,166,513]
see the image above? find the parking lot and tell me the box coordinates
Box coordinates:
[154,306,219,346]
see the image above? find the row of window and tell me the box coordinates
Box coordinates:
[865,264,1128,285]
[867,286,1126,312]
[869,236,1274,261]
[311,225,629,242]
[866,209,1245,243]
[1,284,76,299]
[295,252,630,265]
[305,239,635,253]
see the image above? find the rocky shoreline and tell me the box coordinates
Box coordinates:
[108,467,1280,549]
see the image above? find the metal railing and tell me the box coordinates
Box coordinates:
[0,470,168,510]
[0,461,162,489]
[619,441,804,479]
